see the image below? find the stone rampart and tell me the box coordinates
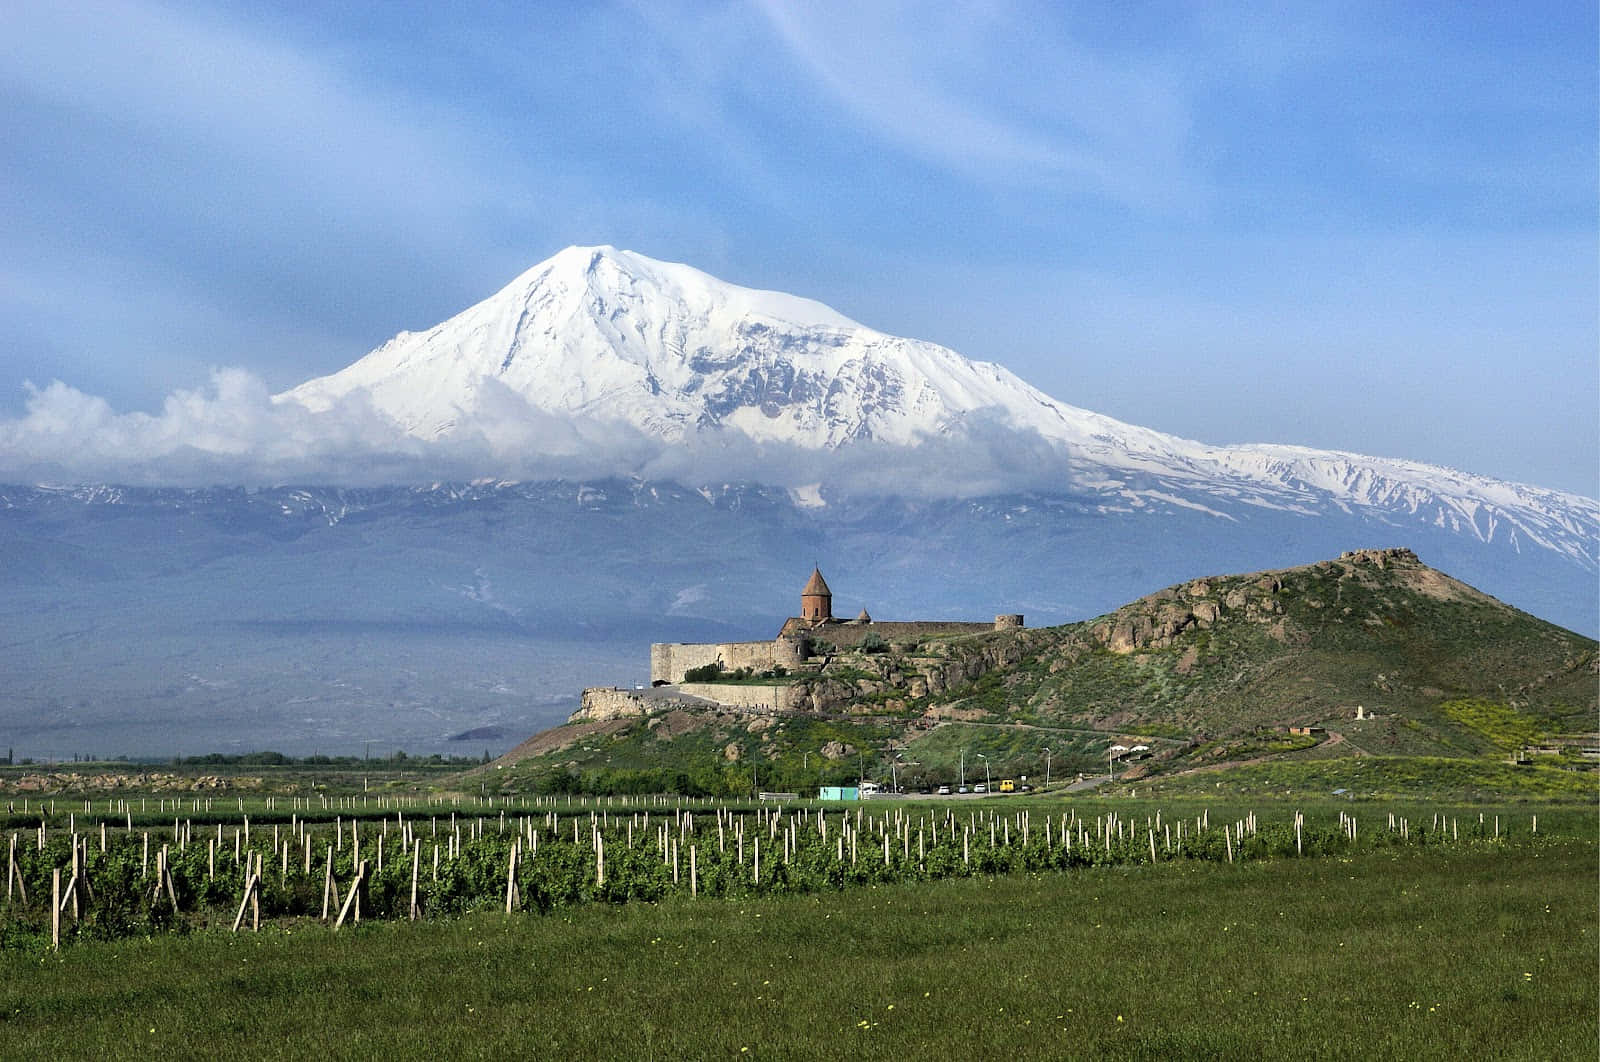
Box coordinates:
[572,687,653,723]
[805,621,995,649]
[651,640,777,685]
[677,682,804,712]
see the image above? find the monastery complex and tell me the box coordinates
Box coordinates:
[575,569,1022,722]
[650,568,1023,686]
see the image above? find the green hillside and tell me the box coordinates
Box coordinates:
[488,549,1597,799]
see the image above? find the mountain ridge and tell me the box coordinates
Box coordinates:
[275,246,1597,573]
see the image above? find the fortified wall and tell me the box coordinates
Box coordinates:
[650,640,779,686]
[789,618,1021,650]
[571,681,805,723]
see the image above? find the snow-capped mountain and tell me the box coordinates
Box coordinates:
[280,246,1597,571]
[283,244,1101,449]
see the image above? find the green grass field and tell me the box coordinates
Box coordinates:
[2,806,1593,1060]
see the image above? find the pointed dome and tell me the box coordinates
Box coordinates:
[856,608,871,624]
[800,567,833,623]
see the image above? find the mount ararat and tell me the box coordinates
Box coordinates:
[1,247,1594,759]
[281,245,1595,578]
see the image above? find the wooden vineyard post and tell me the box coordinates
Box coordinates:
[66,840,80,921]
[232,863,259,933]
[1148,829,1157,863]
[754,838,760,884]
[7,835,27,904]
[163,850,179,912]
[1224,825,1233,864]
[251,853,261,931]
[334,860,368,929]
[410,841,421,921]
[51,869,60,950]
[1295,814,1302,857]
[505,845,520,913]
[690,845,697,897]
[321,846,337,921]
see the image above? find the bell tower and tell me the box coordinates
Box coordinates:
[800,568,833,623]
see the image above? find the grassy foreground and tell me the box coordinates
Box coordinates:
[2,835,1593,1060]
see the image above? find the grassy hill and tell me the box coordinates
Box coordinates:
[485,549,1597,799]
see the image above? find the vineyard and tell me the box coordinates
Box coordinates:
[0,792,1539,951]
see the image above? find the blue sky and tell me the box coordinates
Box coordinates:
[2,0,1595,494]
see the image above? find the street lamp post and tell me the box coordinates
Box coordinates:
[1043,747,1052,788]
[960,748,966,789]
[1107,746,1115,782]
[977,752,989,792]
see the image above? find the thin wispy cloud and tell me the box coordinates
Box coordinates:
[753,0,1193,204]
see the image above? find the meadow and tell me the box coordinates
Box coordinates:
[1,790,1594,1059]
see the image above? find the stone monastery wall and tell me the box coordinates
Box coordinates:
[651,640,776,685]
[805,621,995,649]
[677,682,803,712]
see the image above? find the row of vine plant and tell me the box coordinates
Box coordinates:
[0,804,1516,950]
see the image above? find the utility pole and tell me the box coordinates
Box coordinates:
[960,748,966,788]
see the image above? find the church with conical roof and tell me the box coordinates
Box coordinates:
[800,567,832,622]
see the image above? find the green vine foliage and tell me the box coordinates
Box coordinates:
[0,806,1515,950]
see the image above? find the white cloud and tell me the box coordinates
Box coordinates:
[0,371,1085,495]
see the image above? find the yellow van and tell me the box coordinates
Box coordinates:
[999,779,1016,793]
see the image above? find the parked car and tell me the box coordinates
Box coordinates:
[937,785,951,795]
[974,784,987,794]
[957,786,969,794]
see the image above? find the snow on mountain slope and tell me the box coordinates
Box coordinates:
[282,245,1182,456]
[278,246,1598,570]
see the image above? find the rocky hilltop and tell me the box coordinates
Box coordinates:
[492,548,1596,794]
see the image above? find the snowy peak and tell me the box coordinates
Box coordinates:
[281,245,1098,450]
[276,247,1599,573]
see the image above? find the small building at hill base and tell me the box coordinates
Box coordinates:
[818,786,860,801]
